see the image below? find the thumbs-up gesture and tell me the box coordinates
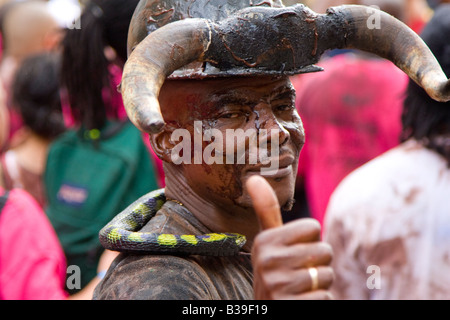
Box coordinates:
[246,175,334,300]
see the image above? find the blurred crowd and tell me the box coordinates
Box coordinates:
[0,0,162,299]
[0,0,449,300]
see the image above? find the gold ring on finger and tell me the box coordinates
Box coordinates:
[308,267,319,291]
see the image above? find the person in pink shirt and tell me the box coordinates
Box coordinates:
[0,187,68,300]
[0,185,116,300]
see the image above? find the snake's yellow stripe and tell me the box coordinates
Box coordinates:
[181,235,198,245]
[157,234,178,246]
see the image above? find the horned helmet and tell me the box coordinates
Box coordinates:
[121,0,450,133]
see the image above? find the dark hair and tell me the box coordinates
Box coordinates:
[401,4,450,165]
[12,52,66,140]
[60,0,140,130]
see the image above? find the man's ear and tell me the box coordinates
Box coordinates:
[151,123,193,164]
[150,123,194,165]
[149,129,174,163]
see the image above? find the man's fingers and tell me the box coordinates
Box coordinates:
[290,290,334,300]
[273,218,321,245]
[272,266,334,296]
[246,175,283,230]
[253,241,333,269]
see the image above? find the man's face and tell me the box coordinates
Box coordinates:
[159,75,305,211]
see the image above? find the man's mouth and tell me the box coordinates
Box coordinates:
[246,153,295,178]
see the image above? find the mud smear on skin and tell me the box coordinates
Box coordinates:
[228,108,263,205]
[200,114,259,206]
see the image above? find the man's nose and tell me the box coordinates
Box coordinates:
[254,106,290,147]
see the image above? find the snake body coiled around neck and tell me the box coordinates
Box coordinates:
[99,189,246,256]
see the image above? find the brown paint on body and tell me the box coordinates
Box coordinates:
[404,187,421,205]
[366,237,408,267]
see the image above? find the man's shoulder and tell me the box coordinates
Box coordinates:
[333,141,446,202]
[94,253,219,300]
[325,141,448,228]
[94,196,253,300]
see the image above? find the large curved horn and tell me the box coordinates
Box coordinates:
[322,5,450,103]
[122,4,450,134]
[121,19,212,133]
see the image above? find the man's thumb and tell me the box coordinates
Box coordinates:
[246,175,283,230]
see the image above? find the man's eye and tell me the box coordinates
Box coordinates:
[276,104,294,112]
[220,112,242,119]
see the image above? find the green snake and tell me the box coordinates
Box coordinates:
[99,189,246,256]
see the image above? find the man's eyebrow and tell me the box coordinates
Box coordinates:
[210,84,296,106]
[269,85,296,100]
[211,90,254,105]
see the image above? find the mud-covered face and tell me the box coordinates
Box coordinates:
[159,75,305,211]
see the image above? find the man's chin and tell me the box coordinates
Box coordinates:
[235,194,295,213]
[281,198,296,212]
[238,177,296,211]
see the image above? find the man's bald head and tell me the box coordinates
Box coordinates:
[3,1,61,61]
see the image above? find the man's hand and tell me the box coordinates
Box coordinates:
[246,175,334,300]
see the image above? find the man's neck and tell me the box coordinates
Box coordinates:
[163,164,260,252]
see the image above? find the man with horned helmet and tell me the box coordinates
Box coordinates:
[94,0,450,300]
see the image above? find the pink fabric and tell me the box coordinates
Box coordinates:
[103,63,128,121]
[292,54,408,226]
[6,109,22,145]
[0,188,68,300]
